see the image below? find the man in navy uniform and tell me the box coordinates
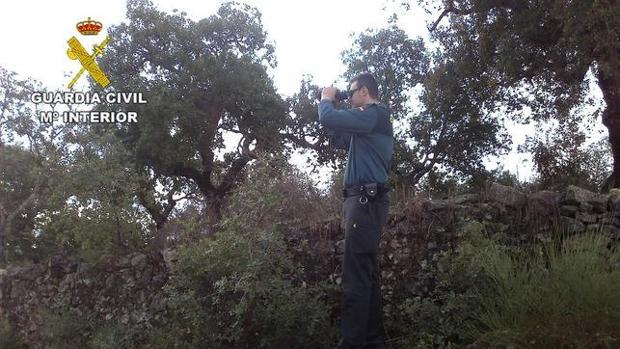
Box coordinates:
[319,73,393,349]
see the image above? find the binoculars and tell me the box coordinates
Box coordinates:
[313,88,350,101]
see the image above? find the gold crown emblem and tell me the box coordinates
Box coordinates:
[76,17,103,35]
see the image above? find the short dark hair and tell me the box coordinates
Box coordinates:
[351,73,379,99]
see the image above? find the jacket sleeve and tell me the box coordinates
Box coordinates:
[318,100,378,133]
[326,129,352,151]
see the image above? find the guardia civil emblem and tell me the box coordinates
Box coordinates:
[66,17,111,89]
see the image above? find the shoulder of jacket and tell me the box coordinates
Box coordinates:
[355,103,381,112]
[368,103,390,116]
[350,103,389,116]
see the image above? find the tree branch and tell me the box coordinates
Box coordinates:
[172,188,200,202]
[218,137,257,194]
[280,132,322,151]
[170,162,214,193]
[2,179,42,231]
[429,0,522,32]
[430,8,452,32]
[196,104,223,179]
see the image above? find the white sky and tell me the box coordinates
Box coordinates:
[0,0,609,192]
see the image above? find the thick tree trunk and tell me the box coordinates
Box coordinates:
[136,188,176,250]
[151,219,168,251]
[115,215,125,254]
[0,190,38,265]
[599,67,620,189]
[206,192,225,235]
[0,224,5,266]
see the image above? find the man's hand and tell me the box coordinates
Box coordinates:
[321,86,337,101]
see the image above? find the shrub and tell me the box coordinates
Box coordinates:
[399,221,620,348]
[89,322,138,349]
[36,305,149,349]
[218,152,332,231]
[471,228,620,348]
[147,153,339,348]
[397,220,509,348]
[149,227,338,348]
[0,314,27,349]
[37,306,95,349]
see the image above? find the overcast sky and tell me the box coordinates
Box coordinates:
[0,0,608,191]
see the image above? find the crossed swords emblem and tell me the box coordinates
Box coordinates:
[66,35,110,89]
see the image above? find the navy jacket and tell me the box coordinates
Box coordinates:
[318,100,393,187]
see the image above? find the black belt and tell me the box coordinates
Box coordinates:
[342,182,390,200]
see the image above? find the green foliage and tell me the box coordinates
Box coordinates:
[418,0,612,120]
[520,118,612,192]
[0,66,80,266]
[221,152,331,230]
[148,153,338,348]
[413,164,519,199]
[38,200,149,266]
[0,66,155,266]
[39,127,156,263]
[398,220,620,348]
[37,307,95,349]
[0,145,46,265]
[89,322,139,349]
[471,229,620,348]
[384,0,620,192]
[406,0,620,190]
[0,314,27,349]
[151,229,338,348]
[35,306,148,349]
[0,143,74,266]
[0,66,46,147]
[100,0,288,186]
[396,221,509,347]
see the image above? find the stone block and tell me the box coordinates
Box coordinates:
[561,185,595,206]
[560,205,578,218]
[487,182,527,209]
[559,216,585,234]
[575,211,597,224]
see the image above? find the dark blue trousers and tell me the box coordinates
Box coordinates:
[338,192,389,349]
